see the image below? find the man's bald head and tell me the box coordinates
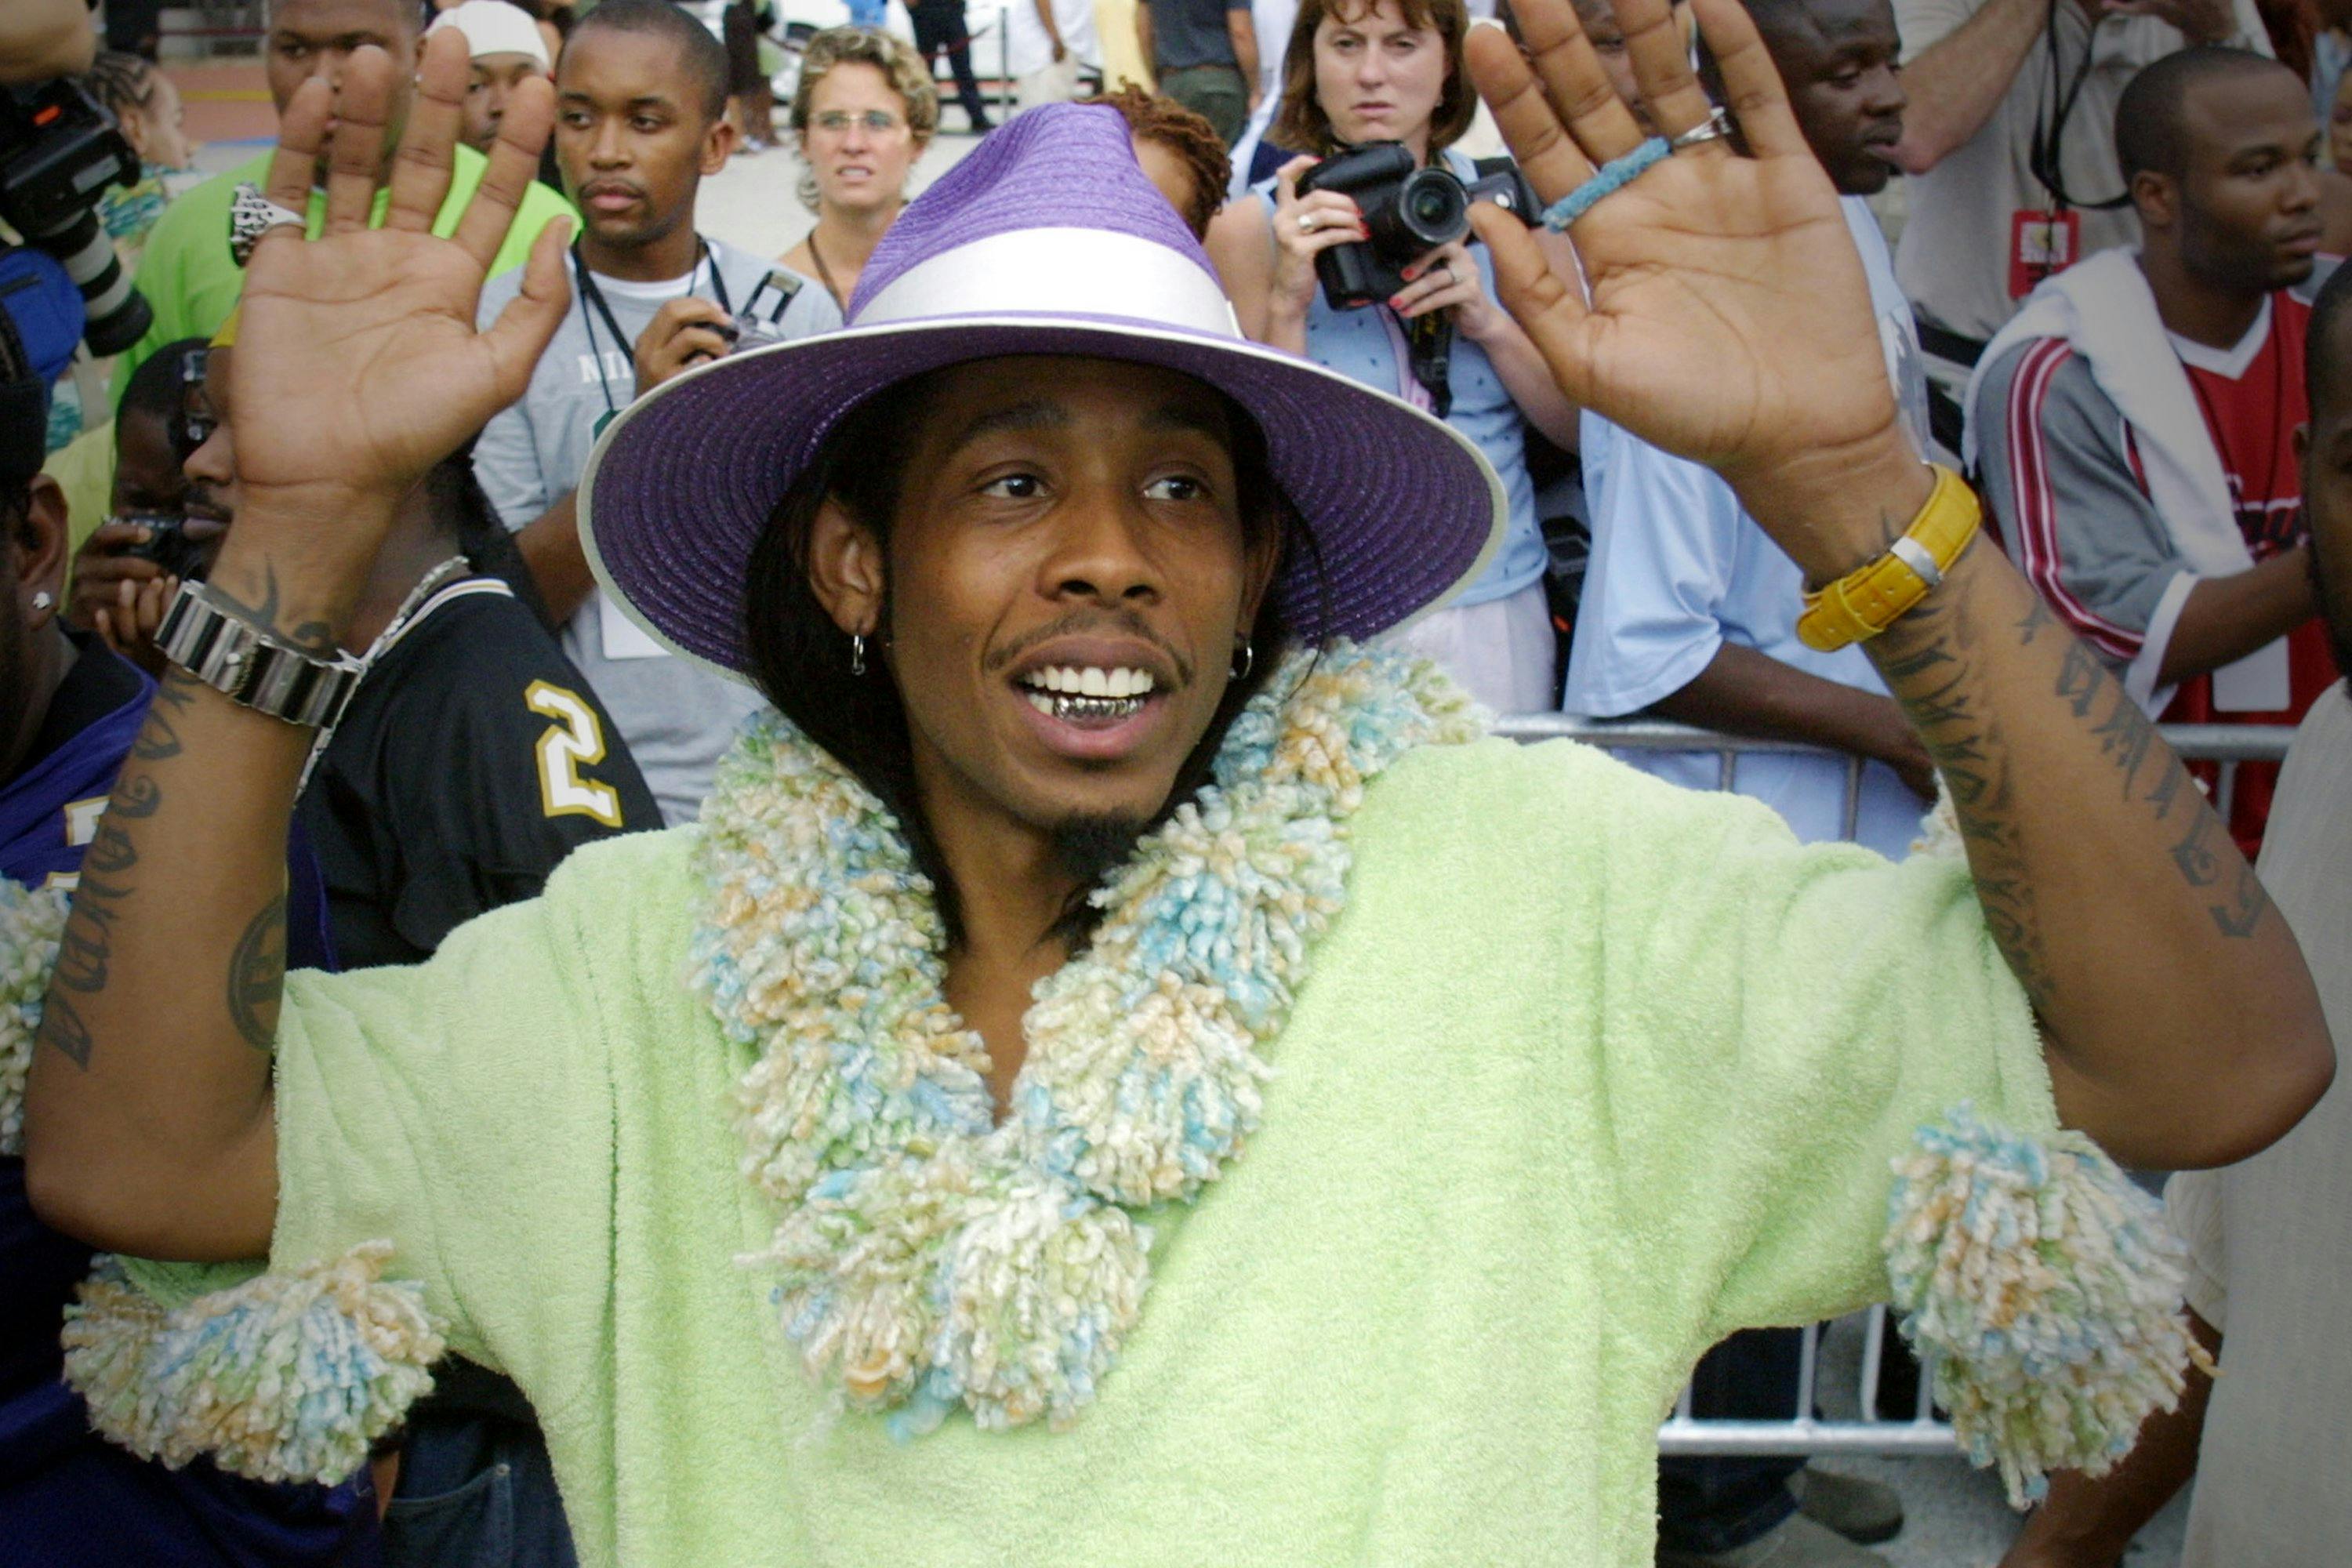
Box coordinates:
[2116,46,2301,187]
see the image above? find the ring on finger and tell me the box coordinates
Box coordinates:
[1298,211,1318,232]
[228,182,310,266]
[1668,107,1736,154]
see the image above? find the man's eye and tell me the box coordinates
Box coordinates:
[1144,475,1205,503]
[982,474,1044,499]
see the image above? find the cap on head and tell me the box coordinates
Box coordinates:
[427,0,552,70]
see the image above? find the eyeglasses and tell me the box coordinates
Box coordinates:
[811,110,904,136]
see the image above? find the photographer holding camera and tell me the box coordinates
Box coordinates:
[1207,0,1578,710]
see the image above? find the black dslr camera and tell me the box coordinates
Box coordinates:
[1,79,154,358]
[1294,141,1538,311]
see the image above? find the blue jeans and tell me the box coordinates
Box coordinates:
[383,1405,575,1568]
[1656,1328,1804,1554]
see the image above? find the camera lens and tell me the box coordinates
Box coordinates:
[28,208,154,358]
[1394,169,1468,249]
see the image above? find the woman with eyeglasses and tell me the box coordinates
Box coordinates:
[779,27,940,324]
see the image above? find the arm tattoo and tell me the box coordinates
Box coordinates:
[207,564,339,655]
[227,895,288,1052]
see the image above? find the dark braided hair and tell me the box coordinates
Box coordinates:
[83,50,165,124]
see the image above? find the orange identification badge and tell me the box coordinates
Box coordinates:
[2009,209,2082,298]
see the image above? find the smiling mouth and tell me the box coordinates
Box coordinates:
[1016,664,1158,728]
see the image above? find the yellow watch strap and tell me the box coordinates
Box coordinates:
[1795,465,1981,652]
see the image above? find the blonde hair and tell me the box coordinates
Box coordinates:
[789,27,938,212]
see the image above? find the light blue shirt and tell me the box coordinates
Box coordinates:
[1562,198,1930,856]
[1258,151,1550,608]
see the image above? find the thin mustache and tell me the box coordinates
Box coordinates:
[985,609,1192,684]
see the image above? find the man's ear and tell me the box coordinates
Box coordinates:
[702,111,740,176]
[1233,510,1284,641]
[2131,169,2179,230]
[13,476,71,626]
[805,495,885,639]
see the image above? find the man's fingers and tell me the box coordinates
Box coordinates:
[1688,0,1809,160]
[322,47,397,234]
[1468,202,1592,400]
[1618,0,1722,151]
[480,216,575,408]
[452,73,557,270]
[1493,0,1646,166]
[85,519,154,551]
[1466,27,1599,206]
[385,27,469,233]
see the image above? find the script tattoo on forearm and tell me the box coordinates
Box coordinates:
[1872,574,2270,1018]
[1873,584,2055,1005]
[227,894,287,1051]
[37,677,187,1068]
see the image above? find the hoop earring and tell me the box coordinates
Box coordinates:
[851,633,867,677]
[1230,640,1254,681]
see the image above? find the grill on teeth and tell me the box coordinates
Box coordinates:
[1022,665,1156,698]
[1024,691,1147,720]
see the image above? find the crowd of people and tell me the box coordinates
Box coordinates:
[0,0,2345,1564]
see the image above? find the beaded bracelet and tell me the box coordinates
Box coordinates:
[1540,137,1670,230]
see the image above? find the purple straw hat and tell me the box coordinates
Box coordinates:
[579,102,1505,681]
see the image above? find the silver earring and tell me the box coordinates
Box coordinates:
[1231,641,1254,681]
[31,590,54,613]
[851,633,866,676]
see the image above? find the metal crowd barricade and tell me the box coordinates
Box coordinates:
[1489,712,2296,1457]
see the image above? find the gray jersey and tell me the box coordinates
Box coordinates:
[1973,335,2190,677]
[473,239,843,825]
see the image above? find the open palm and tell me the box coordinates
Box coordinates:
[1465,0,1922,572]
[227,31,569,519]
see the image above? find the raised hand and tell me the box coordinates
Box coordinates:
[1465,0,1929,578]
[224,26,570,575]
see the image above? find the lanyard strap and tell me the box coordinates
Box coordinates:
[571,238,731,423]
[2031,0,2131,213]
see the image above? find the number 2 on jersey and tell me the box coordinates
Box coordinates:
[525,681,625,827]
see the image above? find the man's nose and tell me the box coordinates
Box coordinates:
[1038,493,1161,606]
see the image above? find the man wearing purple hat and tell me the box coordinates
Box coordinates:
[20,11,2335,1568]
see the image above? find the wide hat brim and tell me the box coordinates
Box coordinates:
[579,314,1508,684]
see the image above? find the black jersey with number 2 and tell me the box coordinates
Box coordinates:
[293,575,662,971]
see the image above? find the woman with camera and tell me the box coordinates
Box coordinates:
[779,27,938,320]
[1207,0,1578,710]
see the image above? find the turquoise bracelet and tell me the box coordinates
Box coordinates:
[1540,136,1669,230]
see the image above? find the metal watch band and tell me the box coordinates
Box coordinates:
[156,579,363,730]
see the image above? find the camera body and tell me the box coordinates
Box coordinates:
[1294,143,1543,314]
[0,79,153,358]
[120,514,220,582]
[1296,142,1468,310]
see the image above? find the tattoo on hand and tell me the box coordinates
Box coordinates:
[227,895,287,1051]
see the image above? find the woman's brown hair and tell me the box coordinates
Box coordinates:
[1270,0,1476,160]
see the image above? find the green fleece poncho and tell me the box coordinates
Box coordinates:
[78,691,2122,1566]
[263,728,2057,1566]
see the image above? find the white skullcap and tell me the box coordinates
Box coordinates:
[427,1,553,71]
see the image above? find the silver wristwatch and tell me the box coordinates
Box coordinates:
[155,579,363,729]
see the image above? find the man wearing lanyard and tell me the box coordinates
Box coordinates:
[473,0,831,822]
[1970,49,2332,857]
[1882,0,2270,459]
